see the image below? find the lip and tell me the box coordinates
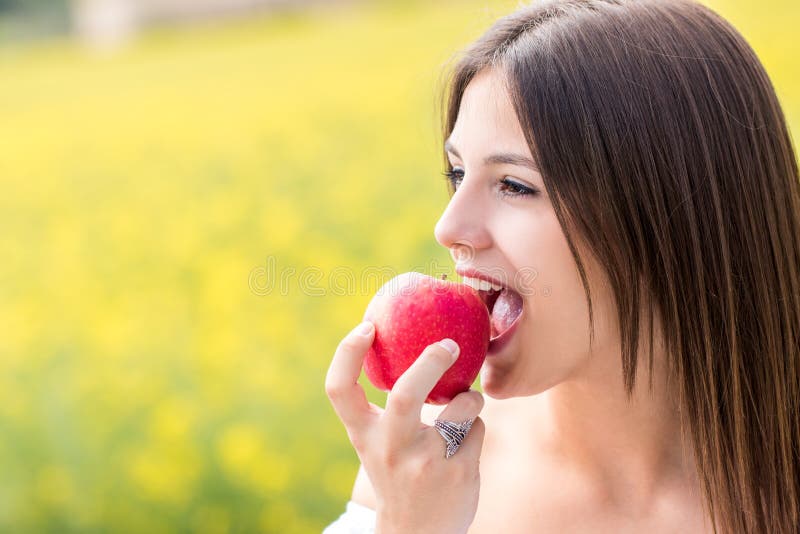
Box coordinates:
[456,265,523,354]
[455,266,508,289]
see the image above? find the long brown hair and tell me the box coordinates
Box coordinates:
[438,1,800,532]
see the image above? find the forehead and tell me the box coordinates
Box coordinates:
[449,68,530,154]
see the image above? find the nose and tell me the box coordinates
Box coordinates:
[434,186,492,258]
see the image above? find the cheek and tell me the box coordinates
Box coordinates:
[522,235,621,379]
[511,214,598,375]
[501,209,573,298]
[523,262,591,373]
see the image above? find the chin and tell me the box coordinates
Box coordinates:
[480,360,562,400]
[482,388,517,400]
[481,379,543,400]
[479,367,519,400]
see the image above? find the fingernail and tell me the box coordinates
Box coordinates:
[438,338,460,359]
[355,321,374,336]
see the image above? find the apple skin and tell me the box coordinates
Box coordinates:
[363,271,490,405]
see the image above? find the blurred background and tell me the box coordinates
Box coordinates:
[0,0,797,532]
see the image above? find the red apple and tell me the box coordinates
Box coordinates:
[362,271,490,405]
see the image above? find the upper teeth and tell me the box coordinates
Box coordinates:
[462,276,503,292]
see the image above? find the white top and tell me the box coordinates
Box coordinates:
[323,500,377,534]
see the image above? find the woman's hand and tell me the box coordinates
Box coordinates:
[325,321,486,534]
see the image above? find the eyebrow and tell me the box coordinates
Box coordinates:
[444,139,540,173]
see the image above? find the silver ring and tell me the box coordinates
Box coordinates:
[434,418,474,459]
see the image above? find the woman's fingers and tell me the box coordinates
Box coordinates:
[325,321,379,434]
[435,389,484,423]
[384,338,460,433]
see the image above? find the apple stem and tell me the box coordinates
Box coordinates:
[441,274,447,280]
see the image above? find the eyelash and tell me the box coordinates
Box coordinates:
[441,167,538,198]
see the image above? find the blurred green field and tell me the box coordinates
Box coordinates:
[0,1,796,532]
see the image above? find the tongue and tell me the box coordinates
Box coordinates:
[490,288,524,339]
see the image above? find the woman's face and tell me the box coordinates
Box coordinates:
[434,67,620,399]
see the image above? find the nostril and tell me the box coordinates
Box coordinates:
[450,242,475,263]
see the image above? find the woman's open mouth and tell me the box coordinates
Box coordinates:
[461,275,524,354]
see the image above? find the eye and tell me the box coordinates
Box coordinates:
[442,167,464,193]
[498,177,538,198]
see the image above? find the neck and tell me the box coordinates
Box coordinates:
[531,343,698,509]
[554,375,691,490]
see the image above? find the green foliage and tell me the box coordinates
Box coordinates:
[0,0,65,13]
[0,1,795,532]
[0,0,69,43]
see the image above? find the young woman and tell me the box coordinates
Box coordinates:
[325,0,800,532]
